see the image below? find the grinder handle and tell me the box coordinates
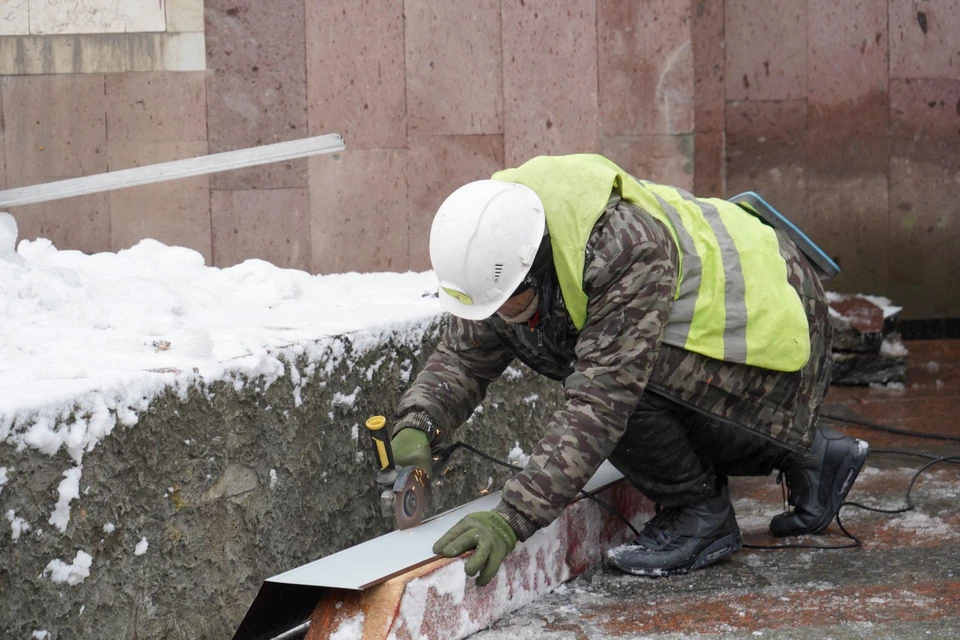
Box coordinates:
[365,415,395,472]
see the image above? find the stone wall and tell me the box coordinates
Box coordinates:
[0,321,563,639]
[0,1,957,312]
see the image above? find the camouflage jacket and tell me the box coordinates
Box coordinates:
[394,193,832,540]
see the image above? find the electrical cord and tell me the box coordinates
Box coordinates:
[455,414,960,552]
[821,410,960,442]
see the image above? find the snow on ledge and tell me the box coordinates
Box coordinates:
[0,216,444,533]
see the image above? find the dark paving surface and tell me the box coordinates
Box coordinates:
[473,340,960,639]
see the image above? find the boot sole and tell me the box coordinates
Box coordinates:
[777,439,869,537]
[610,530,744,577]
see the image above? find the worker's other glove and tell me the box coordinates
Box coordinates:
[391,428,433,479]
[433,511,518,587]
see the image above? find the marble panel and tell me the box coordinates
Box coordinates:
[107,141,211,263]
[1,74,107,187]
[29,0,124,34]
[600,135,694,192]
[405,0,502,136]
[310,149,409,274]
[692,0,725,133]
[0,0,29,36]
[599,0,693,136]
[205,0,309,190]
[161,32,206,72]
[725,100,808,225]
[306,0,406,150]
[405,134,504,271]
[725,0,807,101]
[29,0,165,35]
[211,189,311,270]
[105,72,206,143]
[166,0,205,33]
[890,0,960,79]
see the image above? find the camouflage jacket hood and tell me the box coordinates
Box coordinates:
[395,193,832,538]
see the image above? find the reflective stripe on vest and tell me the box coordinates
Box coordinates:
[492,155,810,372]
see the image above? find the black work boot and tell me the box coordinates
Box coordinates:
[607,478,742,577]
[769,426,869,537]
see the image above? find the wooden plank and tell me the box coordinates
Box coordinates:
[0,134,345,208]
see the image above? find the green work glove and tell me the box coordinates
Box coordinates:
[391,428,432,479]
[433,511,518,587]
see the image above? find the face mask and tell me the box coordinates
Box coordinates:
[497,292,539,324]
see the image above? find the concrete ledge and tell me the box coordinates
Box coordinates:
[0,321,563,639]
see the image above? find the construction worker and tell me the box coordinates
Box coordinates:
[390,154,868,587]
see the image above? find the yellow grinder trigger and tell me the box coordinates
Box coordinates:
[366,415,394,472]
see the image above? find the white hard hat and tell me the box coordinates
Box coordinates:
[429,180,546,320]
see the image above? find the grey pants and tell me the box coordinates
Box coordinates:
[608,391,794,506]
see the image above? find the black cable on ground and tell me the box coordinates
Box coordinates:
[822,410,960,442]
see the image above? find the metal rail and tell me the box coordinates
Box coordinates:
[0,134,345,208]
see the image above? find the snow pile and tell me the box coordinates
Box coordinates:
[49,466,82,533]
[7,509,31,541]
[330,613,365,640]
[43,550,93,585]
[0,229,443,533]
[134,537,149,556]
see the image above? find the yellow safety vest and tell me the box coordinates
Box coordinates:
[492,154,810,373]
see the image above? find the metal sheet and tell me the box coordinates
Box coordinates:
[267,461,625,591]
[0,134,345,208]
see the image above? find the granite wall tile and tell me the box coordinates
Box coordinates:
[725,100,808,225]
[808,0,888,179]
[8,193,111,254]
[306,0,406,150]
[692,0,725,134]
[310,149,409,274]
[107,141,211,263]
[600,134,694,192]
[807,176,889,297]
[888,78,960,318]
[599,0,694,136]
[503,0,599,166]
[406,134,504,271]
[105,72,206,143]
[890,0,960,79]
[1,74,107,187]
[725,0,807,101]
[205,0,308,189]
[405,0,502,136]
[693,130,724,197]
[211,189,311,270]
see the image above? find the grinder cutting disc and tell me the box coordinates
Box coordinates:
[393,466,430,530]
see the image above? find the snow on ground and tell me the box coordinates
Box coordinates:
[0,212,443,536]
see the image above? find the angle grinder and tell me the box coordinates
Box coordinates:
[365,415,436,530]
